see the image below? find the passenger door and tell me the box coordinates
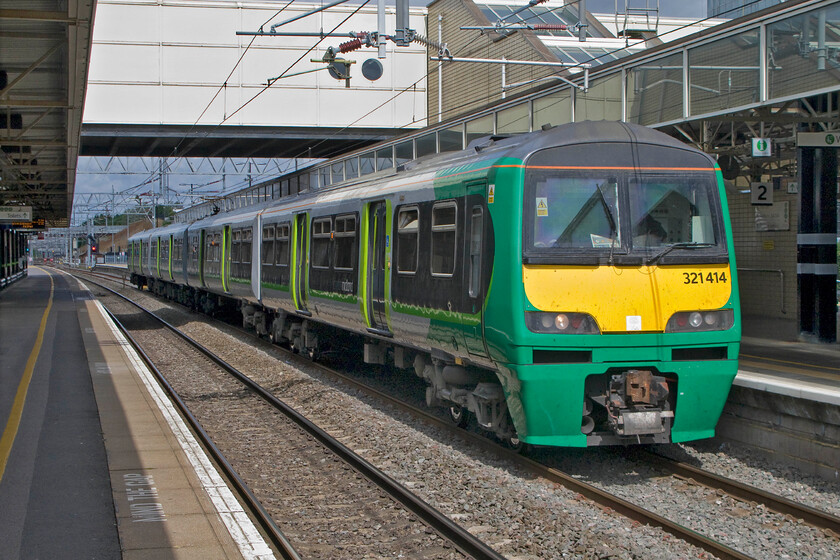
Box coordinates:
[199,230,206,287]
[366,201,390,334]
[222,225,231,293]
[168,234,174,280]
[463,181,488,357]
[292,213,309,313]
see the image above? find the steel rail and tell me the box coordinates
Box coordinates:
[641,451,840,536]
[99,305,302,560]
[285,361,758,560]
[88,278,507,560]
[84,272,758,560]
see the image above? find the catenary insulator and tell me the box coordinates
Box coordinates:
[413,33,451,57]
[531,24,568,31]
[339,38,363,53]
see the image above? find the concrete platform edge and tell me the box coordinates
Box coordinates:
[73,275,276,560]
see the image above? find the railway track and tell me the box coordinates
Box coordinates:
[638,449,840,536]
[71,268,840,560]
[86,276,505,560]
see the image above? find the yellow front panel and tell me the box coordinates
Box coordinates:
[523,264,733,332]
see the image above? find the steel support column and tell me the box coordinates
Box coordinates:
[797,146,838,342]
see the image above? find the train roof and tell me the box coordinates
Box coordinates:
[131,121,715,240]
[399,120,714,175]
[128,221,187,243]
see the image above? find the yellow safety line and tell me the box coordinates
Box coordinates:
[0,268,54,482]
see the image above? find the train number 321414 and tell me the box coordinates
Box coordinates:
[683,271,728,284]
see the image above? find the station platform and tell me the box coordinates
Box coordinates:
[717,337,840,481]
[0,267,274,559]
[736,337,840,406]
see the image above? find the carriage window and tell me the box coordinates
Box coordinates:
[262,226,275,265]
[212,233,221,262]
[397,207,419,274]
[334,214,357,270]
[242,228,252,265]
[431,202,457,276]
[311,218,332,269]
[276,222,290,266]
[232,230,241,263]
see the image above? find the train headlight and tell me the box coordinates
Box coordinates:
[526,312,600,334]
[665,309,734,333]
[689,312,703,328]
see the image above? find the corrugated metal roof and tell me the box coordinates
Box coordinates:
[0,0,96,227]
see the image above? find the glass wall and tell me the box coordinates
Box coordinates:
[376,146,393,171]
[575,73,622,121]
[331,161,344,183]
[627,52,684,125]
[395,140,414,166]
[466,114,494,146]
[345,158,358,180]
[496,102,530,134]
[767,6,840,100]
[359,151,375,176]
[532,91,571,129]
[416,132,437,158]
[439,125,464,152]
[690,29,760,115]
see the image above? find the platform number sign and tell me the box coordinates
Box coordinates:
[750,182,773,206]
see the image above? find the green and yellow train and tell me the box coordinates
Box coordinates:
[129,120,740,448]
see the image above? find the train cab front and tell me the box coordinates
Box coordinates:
[495,132,741,447]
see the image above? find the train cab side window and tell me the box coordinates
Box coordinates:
[262,226,275,265]
[276,223,290,266]
[334,214,357,271]
[397,207,419,274]
[431,201,457,277]
[311,218,332,269]
[469,207,483,297]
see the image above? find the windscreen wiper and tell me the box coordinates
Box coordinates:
[646,242,715,266]
[595,181,619,265]
[596,182,617,235]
